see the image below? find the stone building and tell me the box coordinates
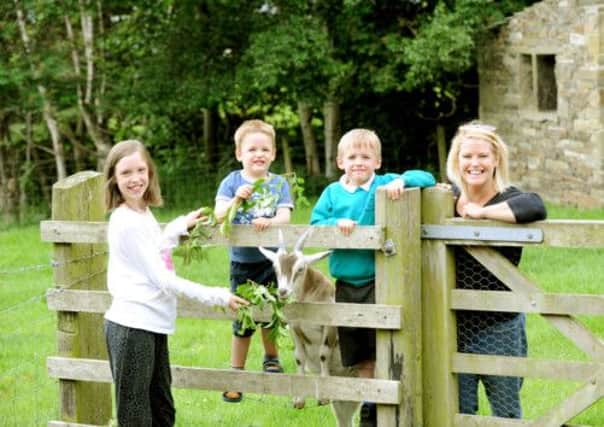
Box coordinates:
[478,0,604,207]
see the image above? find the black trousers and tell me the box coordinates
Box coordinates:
[105,320,175,427]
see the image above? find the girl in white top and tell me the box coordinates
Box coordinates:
[103,139,247,426]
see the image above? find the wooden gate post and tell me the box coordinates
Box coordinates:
[421,188,457,427]
[50,171,111,424]
[375,187,422,427]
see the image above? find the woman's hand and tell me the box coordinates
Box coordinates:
[459,202,485,219]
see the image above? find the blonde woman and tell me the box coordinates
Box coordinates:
[446,122,546,418]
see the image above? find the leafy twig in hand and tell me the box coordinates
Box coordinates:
[175,173,308,264]
[173,207,216,265]
[235,280,290,345]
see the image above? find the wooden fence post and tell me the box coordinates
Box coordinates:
[50,171,111,424]
[421,188,457,427]
[375,187,422,427]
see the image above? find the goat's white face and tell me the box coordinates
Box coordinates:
[258,229,330,300]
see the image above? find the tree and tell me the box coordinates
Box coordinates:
[237,2,353,177]
[14,0,67,180]
[62,0,112,169]
[362,0,539,178]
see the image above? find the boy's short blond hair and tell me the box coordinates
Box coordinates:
[234,119,276,149]
[337,128,382,160]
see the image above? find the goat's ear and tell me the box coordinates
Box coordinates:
[305,250,331,265]
[258,246,277,262]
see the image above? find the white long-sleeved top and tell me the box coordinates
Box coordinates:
[104,205,231,334]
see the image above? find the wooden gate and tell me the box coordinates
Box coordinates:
[421,189,604,427]
[40,172,420,427]
[40,173,604,426]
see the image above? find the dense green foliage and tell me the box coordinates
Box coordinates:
[1,0,540,226]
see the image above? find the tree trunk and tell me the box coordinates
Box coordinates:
[323,99,340,179]
[202,107,218,163]
[15,0,67,180]
[297,101,321,176]
[281,136,293,175]
[0,114,12,222]
[64,4,111,171]
[436,124,448,182]
[32,142,52,209]
[19,112,34,222]
[95,0,106,128]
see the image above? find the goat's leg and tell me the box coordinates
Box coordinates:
[315,326,338,406]
[331,400,360,427]
[318,326,334,377]
[291,331,307,409]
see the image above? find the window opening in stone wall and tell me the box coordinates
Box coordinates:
[519,53,557,113]
[536,54,557,111]
[519,54,533,110]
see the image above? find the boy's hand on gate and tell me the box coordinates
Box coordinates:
[337,219,356,236]
[383,178,405,200]
[252,217,271,231]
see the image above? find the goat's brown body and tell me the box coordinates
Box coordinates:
[271,252,359,427]
[259,229,360,426]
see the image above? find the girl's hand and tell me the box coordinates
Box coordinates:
[235,184,254,201]
[228,294,249,312]
[184,208,208,229]
[252,217,271,231]
[337,219,356,236]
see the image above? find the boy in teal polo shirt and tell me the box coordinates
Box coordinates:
[310,128,435,427]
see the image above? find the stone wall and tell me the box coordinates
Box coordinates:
[478,0,604,207]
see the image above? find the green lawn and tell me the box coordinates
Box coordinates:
[0,203,602,426]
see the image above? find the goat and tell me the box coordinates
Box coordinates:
[259,228,359,427]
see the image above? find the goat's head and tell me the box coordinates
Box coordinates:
[258,228,331,300]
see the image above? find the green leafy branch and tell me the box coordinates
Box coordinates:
[235,280,290,345]
[282,172,310,208]
[175,174,307,265]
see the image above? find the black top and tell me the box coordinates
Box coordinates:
[453,186,547,335]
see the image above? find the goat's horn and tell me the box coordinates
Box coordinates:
[294,227,313,252]
[278,229,286,250]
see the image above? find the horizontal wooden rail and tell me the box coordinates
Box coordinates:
[454,414,590,427]
[40,221,385,249]
[432,218,604,248]
[450,290,604,316]
[452,353,603,381]
[48,422,104,427]
[47,356,401,404]
[454,414,530,426]
[46,288,403,329]
[41,218,604,249]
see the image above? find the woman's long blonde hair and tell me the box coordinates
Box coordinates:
[446,122,510,195]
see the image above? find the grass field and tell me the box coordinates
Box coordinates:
[0,203,603,426]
